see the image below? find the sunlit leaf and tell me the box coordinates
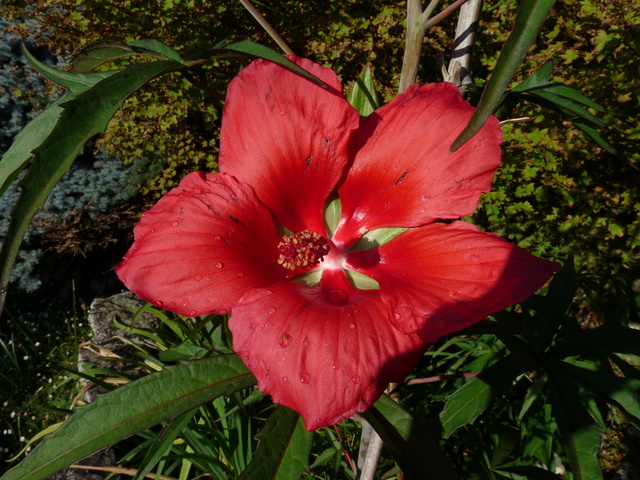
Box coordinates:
[1,354,255,480]
[451,0,556,151]
[347,66,382,117]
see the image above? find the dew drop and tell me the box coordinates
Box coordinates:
[195,275,202,281]
[189,310,197,316]
[215,262,224,269]
[300,373,311,383]
[213,235,221,241]
[351,375,360,384]
[338,307,345,313]
[279,111,286,116]
[220,151,226,156]
[279,334,292,348]
[155,300,163,307]
[265,290,273,296]
[393,313,401,321]
[327,289,348,303]
[282,376,289,383]
[182,298,189,307]
[237,272,244,278]
[348,323,356,330]
[172,221,179,227]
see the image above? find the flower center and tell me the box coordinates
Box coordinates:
[277,230,330,271]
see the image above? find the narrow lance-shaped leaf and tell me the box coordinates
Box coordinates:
[131,409,198,480]
[558,361,640,427]
[450,0,556,151]
[0,354,256,480]
[347,66,382,117]
[0,59,181,313]
[440,352,537,437]
[547,364,603,480]
[71,39,185,73]
[184,39,327,88]
[372,395,459,479]
[0,48,115,195]
[237,406,313,480]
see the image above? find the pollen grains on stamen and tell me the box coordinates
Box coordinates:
[277,230,330,271]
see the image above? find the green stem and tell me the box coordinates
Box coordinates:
[398,0,432,94]
[238,0,294,55]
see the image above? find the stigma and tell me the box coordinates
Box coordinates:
[277,230,330,270]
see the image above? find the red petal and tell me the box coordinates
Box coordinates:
[219,57,360,235]
[116,172,285,316]
[229,269,425,430]
[334,83,502,247]
[347,222,561,342]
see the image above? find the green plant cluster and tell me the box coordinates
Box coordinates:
[470,0,639,273]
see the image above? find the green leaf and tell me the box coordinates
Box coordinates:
[0,59,181,312]
[547,366,603,480]
[493,465,562,480]
[347,66,382,117]
[450,0,556,151]
[0,354,255,480]
[548,324,640,358]
[372,395,459,479]
[350,227,408,251]
[558,361,640,427]
[361,404,435,480]
[440,353,536,437]
[128,39,184,63]
[71,39,185,72]
[132,409,198,480]
[184,39,327,88]
[70,42,141,72]
[0,52,115,196]
[237,406,313,480]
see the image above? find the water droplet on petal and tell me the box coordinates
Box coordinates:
[182,298,189,307]
[220,151,226,156]
[215,262,224,269]
[237,272,244,277]
[213,235,221,241]
[327,289,348,303]
[393,313,401,321]
[279,111,286,116]
[189,310,197,316]
[351,375,360,384]
[348,323,356,330]
[155,300,163,307]
[172,221,179,227]
[265,290,273,296]
[195,275,202,281]
[279,334,292,348]
[268,307,276,315]
[282,376,288,383]
[300,373,311,383]
[338,307,345,313]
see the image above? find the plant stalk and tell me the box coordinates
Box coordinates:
[238,0,294,55]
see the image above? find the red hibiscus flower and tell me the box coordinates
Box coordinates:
[116,57,560,430]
